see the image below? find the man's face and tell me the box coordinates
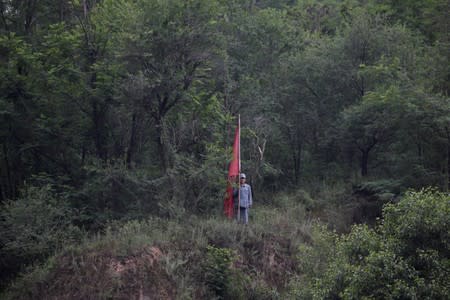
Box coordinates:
[240,177,246,184]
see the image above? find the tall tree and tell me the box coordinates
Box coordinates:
[118,0,221,171]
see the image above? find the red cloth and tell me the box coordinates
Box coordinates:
[224,184,234,218]
[224,126,239,218]
[228,126,240,177]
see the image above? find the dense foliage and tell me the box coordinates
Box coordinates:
[0,0,449,297]
[294,189,450,299]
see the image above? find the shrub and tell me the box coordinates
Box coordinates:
[71,164,159,228]
[0,185,83,288]
[294,188,450,299]
[203,245,247,299]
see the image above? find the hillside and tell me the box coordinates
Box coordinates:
[2,189,448,299]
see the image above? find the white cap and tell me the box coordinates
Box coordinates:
[240,173,246,179]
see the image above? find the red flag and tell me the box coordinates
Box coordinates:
[228,126,240,177]
[224,122,240,218]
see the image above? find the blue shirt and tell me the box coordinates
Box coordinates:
[239,183,252,208]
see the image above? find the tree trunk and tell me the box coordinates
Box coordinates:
[358,136,377,177]
[1,2,8,31]
[0,179,5,202]
[447,142,449,192]
[81,145,86,165]
[83,0,88,18]
[155,117,169,172]
[360,149,369,177]
[248,0,256,11]
[446,131,450,192]
[59,0,65,21]
[24,0,37,34]
[287,125,303,185]
[292,140,302,184]
[1,143,12,201]
[126,112,138,168]
[85,41,109,163]
[92,99,108,162]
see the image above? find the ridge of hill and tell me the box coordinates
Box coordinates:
[2,188,449,299]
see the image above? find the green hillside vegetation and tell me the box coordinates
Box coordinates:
[0,0,449,299]
[1,189,448,299]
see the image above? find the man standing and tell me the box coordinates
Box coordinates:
[238,173,252,224]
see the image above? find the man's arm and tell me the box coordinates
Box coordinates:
[248,185,252,206]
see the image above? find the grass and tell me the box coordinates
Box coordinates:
[2,193,317,299]
[3,186,446,299]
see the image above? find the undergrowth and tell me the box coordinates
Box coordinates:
[1,195,313,299]
[2,188,447,299]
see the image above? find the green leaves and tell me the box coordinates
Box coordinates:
[203,245,241,299]
[297,189,450,299]
[0,184,83,288]
[382,188,450,254]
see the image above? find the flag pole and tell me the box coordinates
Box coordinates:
[237,114,241,222]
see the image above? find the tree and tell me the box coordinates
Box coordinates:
[0,0,79,34]
[410,95,450,190]
[117,0,221,171]
[224,7,301,186]
[339,88,402,176]
[0,34,45,200]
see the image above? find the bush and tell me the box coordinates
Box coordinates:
[0,185,83,289]
[203,245,247,299]
[295,188,450,299]
[381,188,450,298]
[71,164,159,229]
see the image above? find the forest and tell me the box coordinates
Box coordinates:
[0,0,449,299]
